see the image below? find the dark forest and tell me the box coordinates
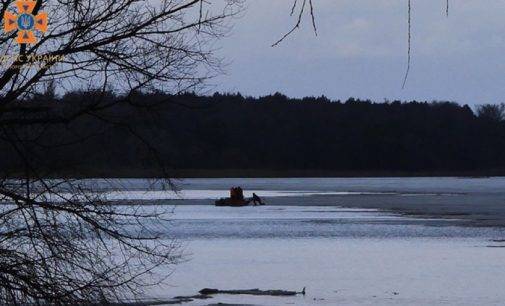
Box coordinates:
[1,91,504,177]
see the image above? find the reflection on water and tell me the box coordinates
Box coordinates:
[163,205,504,240]
[162,237,505,306]
[144,205,505,306]
[77,177,505,194]
[36,177,505,305]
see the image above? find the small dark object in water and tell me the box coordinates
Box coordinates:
[215,186,261,207]
[173,294,213,300]
[214,197,251,207]
[199,287,305,296]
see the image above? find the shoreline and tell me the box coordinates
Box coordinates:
[169,169,505,179]
[8,169,505,179]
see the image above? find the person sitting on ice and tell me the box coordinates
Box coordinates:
[252,193,265,205]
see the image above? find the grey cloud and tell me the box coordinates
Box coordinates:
[211,0,505,106]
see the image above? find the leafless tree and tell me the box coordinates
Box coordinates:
[0,0,241,303]
[0,0,460,303]
[476,103,505,122]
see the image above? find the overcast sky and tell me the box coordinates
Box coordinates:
[211,0,505,106]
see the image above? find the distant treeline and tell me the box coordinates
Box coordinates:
[1,91,505,177]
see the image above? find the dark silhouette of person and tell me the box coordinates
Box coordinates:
[236,187,244,200]
[230,187,237,200]
[252,193,264,205]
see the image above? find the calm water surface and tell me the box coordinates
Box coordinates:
[80,178,505,305]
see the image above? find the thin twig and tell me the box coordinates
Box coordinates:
[402,0,412,89]
[272,0,317,46]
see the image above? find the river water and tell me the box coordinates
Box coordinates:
[106,177,505,306]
